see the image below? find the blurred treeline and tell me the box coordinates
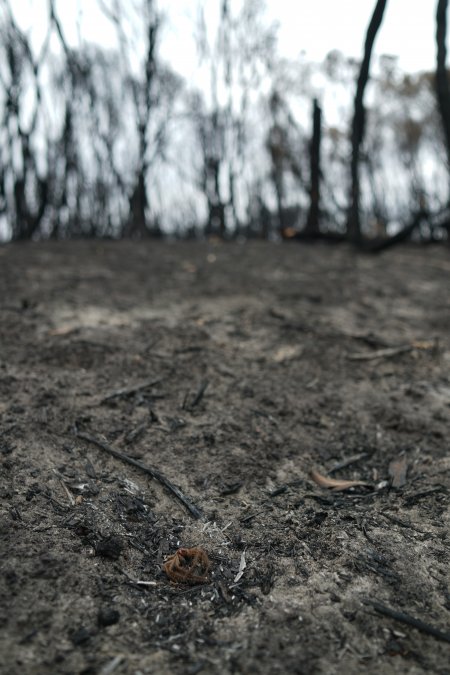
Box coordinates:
[1,0,450,243]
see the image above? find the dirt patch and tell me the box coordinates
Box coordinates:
[1,240,449,674]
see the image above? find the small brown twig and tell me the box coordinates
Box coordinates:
[75,430,202,519]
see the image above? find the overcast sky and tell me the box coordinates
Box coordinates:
[10,0,446,75]
[270,0,442,72]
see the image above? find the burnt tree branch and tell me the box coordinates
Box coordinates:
[304,98,322,236]
[436,0,450,170]
[348,0,388,241]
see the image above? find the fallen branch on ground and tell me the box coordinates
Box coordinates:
[101,378,163,403]
[347,345,413,361]
[347,339,436,362]
[75,429,202,519]
[367,600,450,644]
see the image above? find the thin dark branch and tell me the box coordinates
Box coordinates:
[329,453,368,475]
[348,0,388,240]
[304,98,322,235]
[436,0,450,168]
[48,0,71,56]
[101,378,163,403]
[75,429,202,519]
[188,380,209,409]
[368,600,450,644]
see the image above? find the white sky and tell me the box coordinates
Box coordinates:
[268,0,441,73]
[10,0,446,75]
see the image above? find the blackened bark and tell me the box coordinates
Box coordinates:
[14,176,48,240]
[348,0,388,241]
[127,5,158,237]
[304,99,322,235]
[126,172,148,238]
[436,0,450,170]
[203,155,226,237]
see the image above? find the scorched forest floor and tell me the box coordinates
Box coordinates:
[0,240,449,674]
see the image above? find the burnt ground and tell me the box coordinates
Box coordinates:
[0,240,449,675]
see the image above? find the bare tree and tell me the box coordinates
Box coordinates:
[125,0,159,237]
[304,99,322,236]
[2,0,450,245]
[348,0,388,241]
[436,0,450,173]
[98,0,182,238]
[266,90,306,236]
[0,4,50,239]
[194,0,277,237]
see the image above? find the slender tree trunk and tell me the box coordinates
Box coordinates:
[305,98,322,235]
[274,172,286,235]
[348,0,388,242]
[126,170,148,238]
[436,0,450,171]
[127,3,158,238]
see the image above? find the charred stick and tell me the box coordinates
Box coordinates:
[368,600,450,643]
[329,452,368,475]
[189,380,209,409]
[75,430,202,519]
[102,378,162,403]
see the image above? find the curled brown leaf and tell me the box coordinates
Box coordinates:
[310,469,370,492]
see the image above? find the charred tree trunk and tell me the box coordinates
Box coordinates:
[126,171,149,238]
[304,99,322,236]
[274,172,287,235]
[436,0,450,172]
[13,175,48,241]
[127,5,158,237]
[348,0,388,242]
[203,155,226,237]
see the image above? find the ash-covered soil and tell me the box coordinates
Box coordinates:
[0,240,449,675]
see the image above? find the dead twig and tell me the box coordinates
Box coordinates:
[347,345,412,361]
[119,568,157,586]
[404,485,446,506]
[347,339,436,362]
[240,509,267,523]
[59,480,76,506]
[329,452,368,475]
[350,333,391,348]
[185,380,209,410]
[367,600,450,644]
[269,485,288,497]
[101,378,162,403]
[124,421,148,445]
[381,512,426,534]
[75,430,202,519]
